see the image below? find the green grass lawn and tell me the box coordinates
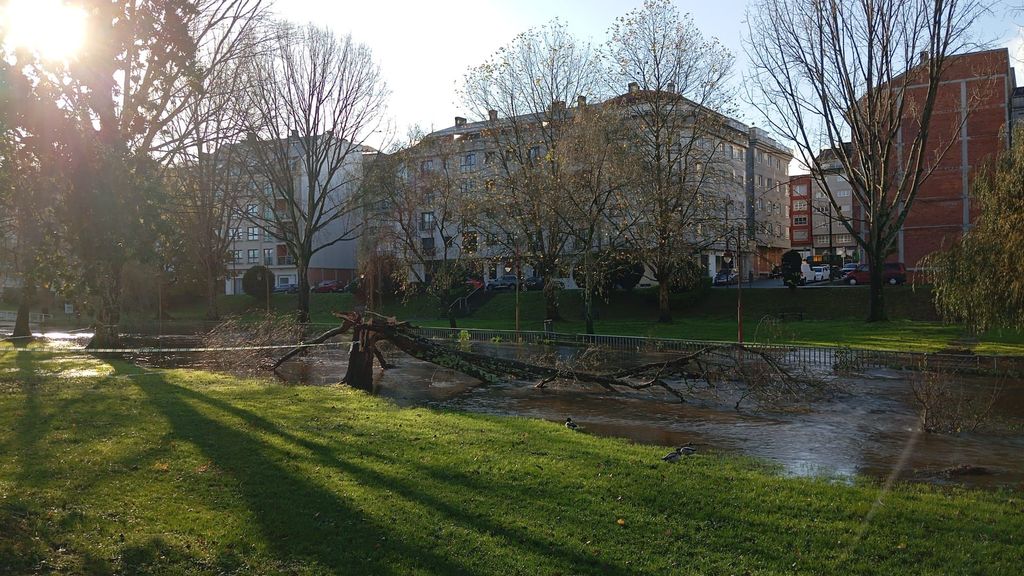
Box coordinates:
[115,286,1024,355]
[0,347,1021,575]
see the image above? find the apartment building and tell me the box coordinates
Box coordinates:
[222,133,368,294]
[787,149,859,263]
[380,87,791,287]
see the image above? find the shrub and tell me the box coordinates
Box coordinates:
[242,266,275,300]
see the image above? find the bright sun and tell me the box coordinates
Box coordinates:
[1,0,87,61]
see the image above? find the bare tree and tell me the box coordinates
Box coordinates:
[745,0,986,321]
[463,21,602,321]
[553,104,634,334]
[241,22,388,323]
[605,0,737,323]
[162,13,270,321]
[363,130,479,327]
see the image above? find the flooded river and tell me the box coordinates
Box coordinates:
[6,324,1023,489]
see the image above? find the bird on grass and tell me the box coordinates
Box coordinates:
[564,417,580,431]
[661,444,697,462]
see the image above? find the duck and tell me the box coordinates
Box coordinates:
[661,444,696,462]
[564,417,580,431]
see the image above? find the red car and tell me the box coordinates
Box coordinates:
[842,263,907,286]
[312,280,344,293]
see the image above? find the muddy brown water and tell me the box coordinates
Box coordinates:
[7,326,1024,489]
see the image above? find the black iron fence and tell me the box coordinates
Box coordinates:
[414,326,1023,375]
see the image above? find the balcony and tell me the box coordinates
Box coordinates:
[277,256,295,266]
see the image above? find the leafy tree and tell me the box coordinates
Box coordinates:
[780,249,804,290]
[926,127,1024,332]
[242,265,275,300]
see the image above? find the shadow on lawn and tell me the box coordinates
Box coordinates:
[125,366,629,575]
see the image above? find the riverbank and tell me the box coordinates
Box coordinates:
[158,288,1024,355]
[1,347,1021,574]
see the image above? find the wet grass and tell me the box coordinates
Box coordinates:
[1,348,1022,575]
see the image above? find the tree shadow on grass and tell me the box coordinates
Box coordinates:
[154,376,631,574]
[123,365,477,575]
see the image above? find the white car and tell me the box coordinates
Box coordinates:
[811,265,827,282]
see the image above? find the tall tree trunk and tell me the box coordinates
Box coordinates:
[204,266,220,321]
[12,282,35,339]
[87,270,123,349]
[296,263,310,324]
[866,248,887,322]
[657,278,672,323]
[543,279,560,321]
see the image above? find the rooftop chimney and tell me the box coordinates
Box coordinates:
[488,109,498,122]
[919,51,929,64]
[628,81,639,94]
[550,100,566,114]
[455,116,467,127]
[289,129,298,139]
[666,81,676,93]
[577,95,587,108]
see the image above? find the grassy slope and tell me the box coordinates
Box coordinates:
[161,287,1022,354]
[0,349,1021,575]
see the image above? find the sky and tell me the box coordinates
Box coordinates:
[278,0,1024,150]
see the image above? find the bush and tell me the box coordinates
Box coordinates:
[242,266,275,300]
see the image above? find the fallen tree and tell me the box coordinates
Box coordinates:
[269,311,828,409]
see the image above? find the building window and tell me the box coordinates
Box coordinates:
[814,235,830,245]
[278,276,292,286]
[794,216,808,225]
[785,226,790,239]
[815,190,826,199]
[757,198,764,211]
[528,146,541,161]
[231,250,242,263]
[263,248,273,265]
[421,236,436,256]
[420,159,434,173]
[246,204,258,216]
[794,230,808,240]
[757,175,764,187]
[247,249,258,264]
[767,178,774,190]
[785,206,790,218]
[229,228,241,240]
[794,200,808,211]
[247,227,259,241]
[264,229,275,242]
[460,153,476,172]
[836,189,851,197]
[793,184,807,196]
[419,211,435,231]
[463,232,478,254]
[835,234,853,244]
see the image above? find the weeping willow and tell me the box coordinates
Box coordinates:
[925,127,1024,333]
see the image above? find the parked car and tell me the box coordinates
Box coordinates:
[840,263,858,276]
[486,275,524,291]
[842,262,907,285]
[713,269,738,286]
[312,280,344,293]
[272,282,299,294]
[811,265,827,282]
[465,277,484,290]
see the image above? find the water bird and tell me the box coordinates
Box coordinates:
[564,417,580,431]
[661,444,696,462]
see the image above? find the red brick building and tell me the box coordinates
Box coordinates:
[788,175,813,254]
[896,48,1017,272]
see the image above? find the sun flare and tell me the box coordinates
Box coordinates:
[1,0,87,61]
